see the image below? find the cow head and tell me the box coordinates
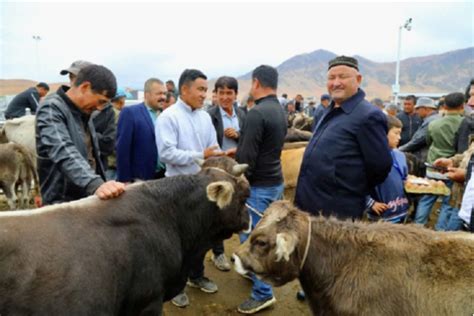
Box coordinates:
[198,157,250,238]
[233,200,310,286]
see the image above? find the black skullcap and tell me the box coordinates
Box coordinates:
[328,56,359,71]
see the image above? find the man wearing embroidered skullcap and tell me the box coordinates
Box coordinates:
[295,55,392,219]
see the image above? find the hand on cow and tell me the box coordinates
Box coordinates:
[224,128,239,139]
[225,147,237,158]
[446,167,466,183]
[95,181,126,200]
[204,145,224,159]
[371,202,389,215]
[433,158,453,170]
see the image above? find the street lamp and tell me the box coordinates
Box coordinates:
[32,35,42,80]
[393,18,412,107]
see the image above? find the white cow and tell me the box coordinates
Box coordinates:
[0,115,36,158]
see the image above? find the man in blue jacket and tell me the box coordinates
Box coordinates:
[116,78,167,182]
[295,56,392,219]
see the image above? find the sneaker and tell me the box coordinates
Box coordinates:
[296,290,306,301]
[171,291,189,308]
[187,276,218,293]
[212,253,231,271]
[237,296,276,314]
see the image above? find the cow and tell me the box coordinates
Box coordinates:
[0,159,250,315]
[292,112,313,132]
[234,200,474,316]
[281,146,306,200]
[0,142,38,209]
[0,115,36,156]
[285,127,312,143]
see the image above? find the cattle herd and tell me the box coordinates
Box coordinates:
[0,115,473,315]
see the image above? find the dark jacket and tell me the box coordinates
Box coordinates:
[92,104,116,169]
[5,87,40,119]
[236,94,287,186]
[399,112,440,162]
[207,105,246,149]
[396,111,422,146]
[116,103,158,182]
[295,89,392,219]
[366,149,409,222]
[455,114,474,153]
[35,86,105,205]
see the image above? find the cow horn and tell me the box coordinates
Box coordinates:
[232,164,248,177]
[194,158,205,167]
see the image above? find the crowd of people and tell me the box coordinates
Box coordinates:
[3,55,474,314]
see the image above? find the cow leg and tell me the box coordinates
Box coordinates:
[21,180,30,208]
[3,183,17,209]
[139,299,163,316]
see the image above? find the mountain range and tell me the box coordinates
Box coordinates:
[1,47,473,100]
[229,46,473,100]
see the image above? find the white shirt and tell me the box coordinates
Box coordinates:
[155,98,219,177]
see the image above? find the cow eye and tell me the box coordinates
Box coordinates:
[255,239,267,248]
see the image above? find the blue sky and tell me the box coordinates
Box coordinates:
[1,0,473,88]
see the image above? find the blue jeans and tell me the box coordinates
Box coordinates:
[239,183,284,302]
[414,180,455,229]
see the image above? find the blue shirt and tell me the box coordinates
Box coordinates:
[219,106,240,151]
[155,98,219,176]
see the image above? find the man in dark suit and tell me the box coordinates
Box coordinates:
[295,56,392,220]
[116,78,167,182]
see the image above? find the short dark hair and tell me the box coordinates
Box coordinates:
[444,92,465,109]
[215,76,238,93]
[166,91,176,103]
[166,80,175,86]
[387,115,403,130]
[36,82,50,90]
[465,78,474,100]
[405,95,417,104]
[178,69,207,93]
[282,93,288,98]
[144,78,164,93]
[252,65,278,90]
[75,65,117,99]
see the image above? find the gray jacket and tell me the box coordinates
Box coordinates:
[399,112,440,161]
[36,86,105,205]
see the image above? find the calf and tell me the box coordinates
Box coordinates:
[0,142,38,209]
[234,201,474,316]
[0,161,250,315]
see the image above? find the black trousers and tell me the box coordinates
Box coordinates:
[188,241,225,280]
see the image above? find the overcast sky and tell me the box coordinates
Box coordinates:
[1,0,473,88]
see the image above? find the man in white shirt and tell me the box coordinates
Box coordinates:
[155,69,224,308]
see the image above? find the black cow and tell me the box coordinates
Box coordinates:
[0,161,250,315]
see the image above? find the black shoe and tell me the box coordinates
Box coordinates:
[237,296,276,314]
[296,290,305,301]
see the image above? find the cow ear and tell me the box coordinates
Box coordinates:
[232,164,248,177]
[206,181,235,209]
[275,232,298,262]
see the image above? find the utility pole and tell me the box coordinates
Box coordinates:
[32,35,42,80]
[393,18,412,107]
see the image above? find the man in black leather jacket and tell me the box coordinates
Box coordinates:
[36,65,124,205]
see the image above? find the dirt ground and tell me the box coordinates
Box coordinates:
[0,196,311,315]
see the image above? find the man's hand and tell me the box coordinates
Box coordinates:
[224,128,239,139]
[433,158,453,169]
[371,202,389,215]
[446,167,466,183]
[204,145,224,159]
[225,147,237,158]
[95,181,126,200]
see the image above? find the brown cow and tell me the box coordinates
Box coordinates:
[0,142,38,209]
[234,201,474,316]
[281,146,306,200]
